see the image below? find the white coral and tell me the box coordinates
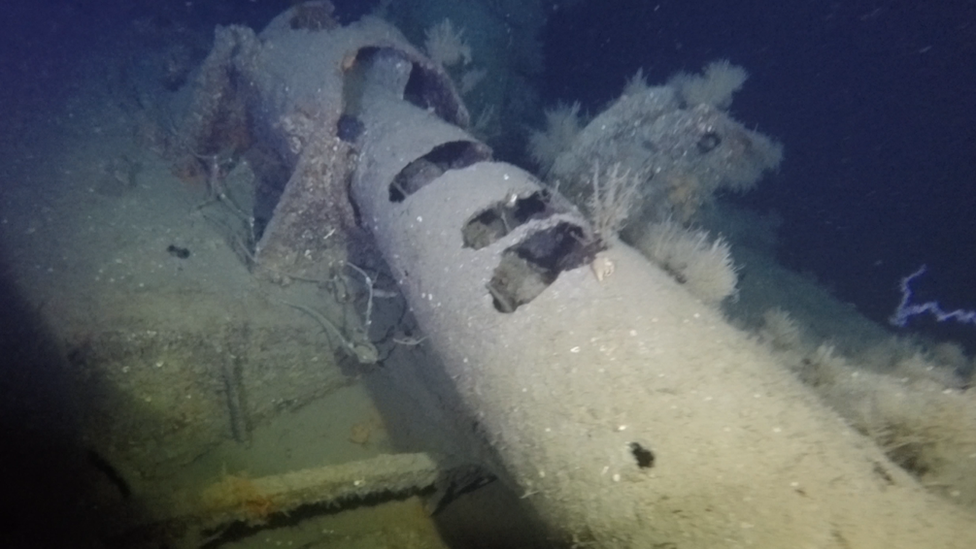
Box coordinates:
[425,19,472,67]
[637,219,739,305]
[587,162,642,240]
[528,102,583,174]
[668,59,748,110]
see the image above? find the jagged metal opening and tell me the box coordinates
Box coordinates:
[402,60,468,127]
[487,222,597,313]
[345,46,467,127]
[388,141,491,202]
[461,190,561,249]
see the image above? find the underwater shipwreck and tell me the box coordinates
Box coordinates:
[3,3,976,548]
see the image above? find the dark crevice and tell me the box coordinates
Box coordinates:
[388,141,491,202]
[336,113,364,142]
[487,222,599,313]
[402,61,468,127]
[246,143,291,242]
[347,45,466,128]
[462,190,563,249]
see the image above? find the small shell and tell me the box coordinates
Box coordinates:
[591,254,616,282]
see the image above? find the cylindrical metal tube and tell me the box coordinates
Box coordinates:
[350,58,976,549]
[213,10,976,546]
